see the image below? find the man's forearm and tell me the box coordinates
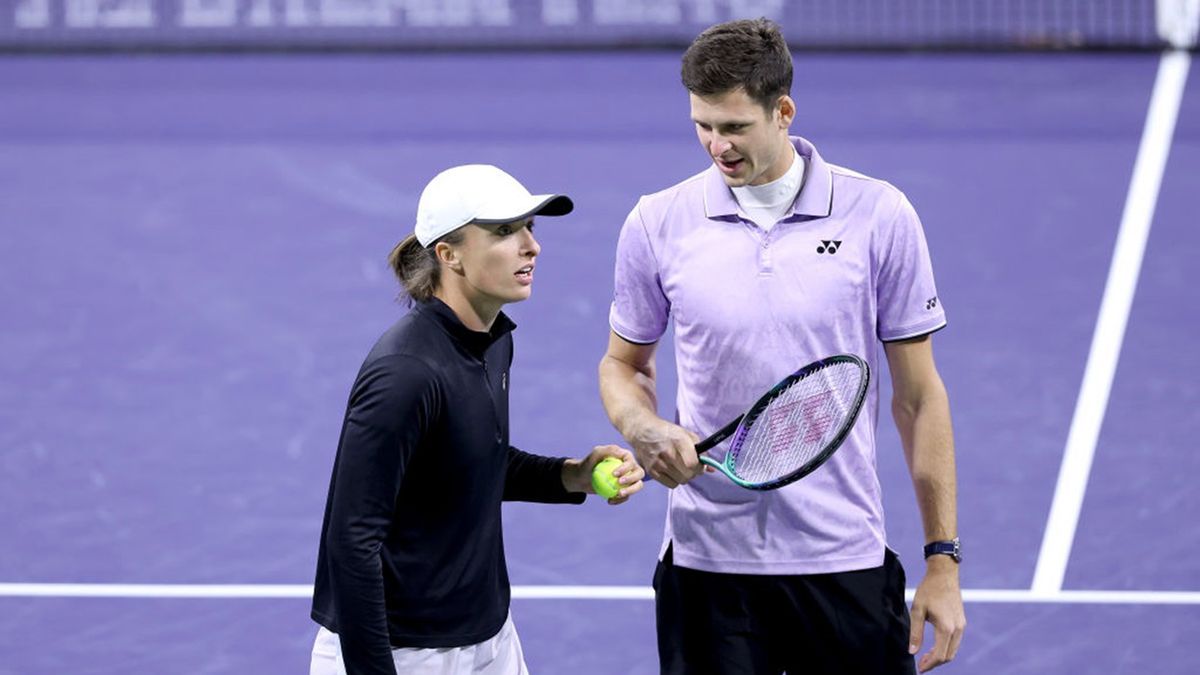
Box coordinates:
[598,354,660,437]
[894,385,958,542]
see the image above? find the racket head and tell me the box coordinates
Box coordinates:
[713,354,870,490]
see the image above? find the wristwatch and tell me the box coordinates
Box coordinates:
[923,538,962,563]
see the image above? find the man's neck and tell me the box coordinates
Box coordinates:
[757,136,797,185]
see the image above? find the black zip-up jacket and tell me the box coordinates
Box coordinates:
[311,298,585,675]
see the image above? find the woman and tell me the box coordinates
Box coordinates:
[310,164,644,675]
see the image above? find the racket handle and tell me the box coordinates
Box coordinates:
[694,414,742,454]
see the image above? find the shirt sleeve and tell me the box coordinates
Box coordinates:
[503,447,587,504]
[325,355,439,675]
[875,193,947,342]
[609,200,670,344]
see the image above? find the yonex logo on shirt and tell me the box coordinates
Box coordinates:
[817,240,842,254]
[926,296,939,310]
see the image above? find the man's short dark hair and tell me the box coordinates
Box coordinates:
[681,18,793,112]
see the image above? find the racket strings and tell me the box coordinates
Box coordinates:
[730,362,861,483]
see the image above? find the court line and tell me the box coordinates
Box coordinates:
[1030,49,1192,595]
[2,584,1200,605]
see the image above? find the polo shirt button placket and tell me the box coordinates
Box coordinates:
[759,233,773,274]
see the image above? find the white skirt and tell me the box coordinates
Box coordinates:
[310,612,530,675]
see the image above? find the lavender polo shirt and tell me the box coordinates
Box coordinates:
[610,137,946,575]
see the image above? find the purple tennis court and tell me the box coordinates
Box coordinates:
[1,7,1198,675]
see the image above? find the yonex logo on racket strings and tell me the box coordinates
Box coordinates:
[817,240,842,254]
[765,390,836,451]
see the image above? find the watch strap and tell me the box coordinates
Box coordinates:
[923,538,962,562]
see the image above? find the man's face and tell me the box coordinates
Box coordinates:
[689,88,795,187]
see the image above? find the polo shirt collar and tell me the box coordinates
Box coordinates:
[703,135,833,220]
[416,297,516,356]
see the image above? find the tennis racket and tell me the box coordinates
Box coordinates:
[696,354,870,490]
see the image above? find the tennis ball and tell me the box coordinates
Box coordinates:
[591,457,624,499]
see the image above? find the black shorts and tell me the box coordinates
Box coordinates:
[653,545,916,675]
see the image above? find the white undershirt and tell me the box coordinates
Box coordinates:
[730,147,804,232]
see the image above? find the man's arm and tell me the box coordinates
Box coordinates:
[884,335,966,673]
[598,331,702,488]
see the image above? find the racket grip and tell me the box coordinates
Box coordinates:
[694,414,742,454]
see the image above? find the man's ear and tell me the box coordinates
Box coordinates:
[777,95,796,129]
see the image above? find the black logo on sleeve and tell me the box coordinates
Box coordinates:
[816,240,842,254]
[926,296,939,310]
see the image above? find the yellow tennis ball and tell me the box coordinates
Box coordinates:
[591,457,624,499]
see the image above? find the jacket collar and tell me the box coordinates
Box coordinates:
[415,297,516,357]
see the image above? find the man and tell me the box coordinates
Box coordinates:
[599,19,966,674]
[312,164,645,675]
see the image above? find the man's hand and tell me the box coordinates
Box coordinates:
[624,415,704,488]
[908,557,966,672]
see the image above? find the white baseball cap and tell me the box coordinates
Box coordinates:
[414,164,574,246]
